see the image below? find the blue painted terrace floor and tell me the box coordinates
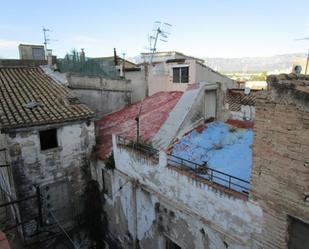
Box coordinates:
[171,121,253,184]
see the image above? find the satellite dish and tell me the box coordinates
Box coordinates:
[244,87,251,95]
[293,65,302,75]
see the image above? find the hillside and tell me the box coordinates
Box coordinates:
[203,53,307,73]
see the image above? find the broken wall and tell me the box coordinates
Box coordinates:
[5,121,95,235]
[95,136,263,249]
[251,79,309,249]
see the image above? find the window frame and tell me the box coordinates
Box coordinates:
[172,66,189,83]
[39,128,58,151]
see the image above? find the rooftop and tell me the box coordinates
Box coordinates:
[96,91,183,160]
[226,89,259,112]
[0,67,94,131]
[170,122,253,189]
[267,73,309,95]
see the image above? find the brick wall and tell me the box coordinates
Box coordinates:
[251,82,309,249]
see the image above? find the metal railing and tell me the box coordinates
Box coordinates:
[116,135,250,196]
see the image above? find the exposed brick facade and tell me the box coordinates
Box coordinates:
[251,75,309,249]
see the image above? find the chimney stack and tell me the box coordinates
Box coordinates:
[80,48,85,63]
[114,48,118,66]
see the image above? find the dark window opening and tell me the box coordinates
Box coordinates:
[166,237,181,249]
[288,216,309,249]
[39,129,58,150]
[173,67,189,83]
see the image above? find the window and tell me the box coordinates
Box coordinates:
[39,129,58,150]
[288,216,309,249]
[32,48,45,60]
[102,169,112,197]
[173,67,189,83]
[166,237,181,249]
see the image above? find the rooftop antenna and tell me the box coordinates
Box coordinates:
[42,27,57,58]
[148,21,172,63]
[42,27,50,51]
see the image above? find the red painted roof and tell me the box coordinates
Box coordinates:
[96,91,183,160]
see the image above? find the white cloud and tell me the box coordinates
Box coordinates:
[0,39,20,49]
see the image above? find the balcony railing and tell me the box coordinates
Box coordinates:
[116,135,250,196]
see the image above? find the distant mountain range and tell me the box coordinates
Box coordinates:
[203,53,307,73]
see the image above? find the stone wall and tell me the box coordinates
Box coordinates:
[251,82,309,248]
[5,121,95,234]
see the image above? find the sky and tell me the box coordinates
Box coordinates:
[0,0,309,59]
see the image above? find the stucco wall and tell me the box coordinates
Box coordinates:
[67,74,131,117]
[148,60,234,96]
[101,135,263,249]
[195,62,235,89]
[5,121,95,234]
[125,70,147,103]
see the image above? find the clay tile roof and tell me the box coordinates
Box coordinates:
[96,91,183,160]
[226,89,258,112]
[0,67,94,131]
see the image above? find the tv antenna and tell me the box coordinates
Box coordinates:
[148,21,172,63]
[42,27,57,56]
[42,27,51,51]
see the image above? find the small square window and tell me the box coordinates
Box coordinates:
[172,67,189,83]
[39,129,58,151]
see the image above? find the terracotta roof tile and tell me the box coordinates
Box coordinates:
[226,89,257,111]
[0,67,94,131]
[96,91,183,160]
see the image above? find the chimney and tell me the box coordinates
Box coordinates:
[114,48,118,66]
[47,49,53,67]
[80,48,85,63]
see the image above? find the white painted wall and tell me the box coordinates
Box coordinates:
[230,105,256,121]
[106,135,263,249]
[148,59,235,96]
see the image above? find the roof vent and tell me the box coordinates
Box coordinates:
[23,101,42,109]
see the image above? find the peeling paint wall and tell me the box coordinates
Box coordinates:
[230,105,256,121]
[99,136,263,249]
[5,121,95,234]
